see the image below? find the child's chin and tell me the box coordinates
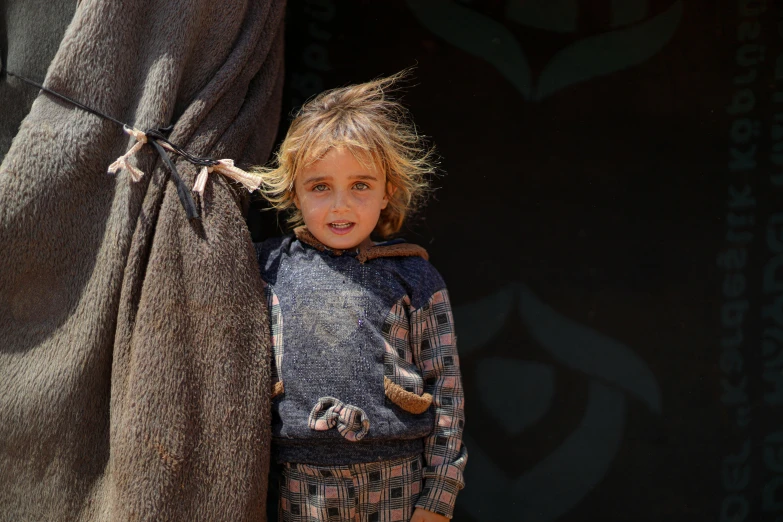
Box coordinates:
[321,232,363,250]
[324,238,361,250]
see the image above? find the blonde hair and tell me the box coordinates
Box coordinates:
[252,69,436,238]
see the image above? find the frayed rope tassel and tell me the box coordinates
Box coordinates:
[108,128,262,195]
[107,126,148,182]
[193,159,261,196]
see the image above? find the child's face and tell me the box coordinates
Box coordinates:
[293,147,390,250]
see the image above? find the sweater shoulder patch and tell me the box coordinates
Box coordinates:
[255,234,296,283]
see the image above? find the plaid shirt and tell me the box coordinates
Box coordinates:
[257,233,467,518]
[378,289,467,517]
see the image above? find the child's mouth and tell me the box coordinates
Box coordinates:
[329,222,355,235]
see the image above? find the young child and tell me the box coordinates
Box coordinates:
[253,72,467,522]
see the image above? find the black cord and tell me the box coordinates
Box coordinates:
[7,70,129,128]
[2,69,233,220]
[146,128,219,168]
[150,139,199,221]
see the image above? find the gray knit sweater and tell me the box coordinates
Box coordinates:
[255,228,468,517]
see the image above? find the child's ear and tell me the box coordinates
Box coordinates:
[383,182,397,209]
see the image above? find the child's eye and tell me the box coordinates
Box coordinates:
[353,182,369,190]
[312,184,328,192]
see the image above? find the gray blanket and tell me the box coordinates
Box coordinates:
[0,1,284,520]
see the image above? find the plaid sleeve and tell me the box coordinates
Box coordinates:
[409,289,467,519]
[262,282,283,394]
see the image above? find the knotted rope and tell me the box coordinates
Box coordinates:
[5,69,263,221]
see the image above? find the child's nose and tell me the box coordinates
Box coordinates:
[331,189,350,211]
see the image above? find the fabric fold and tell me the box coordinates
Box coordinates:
[0,1,285,520]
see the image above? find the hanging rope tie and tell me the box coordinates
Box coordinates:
[107,127,148,182]
[4,69,263,221]
[106,128,261,195]
[193,159,262,196]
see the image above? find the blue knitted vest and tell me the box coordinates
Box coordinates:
[256,233,443,465]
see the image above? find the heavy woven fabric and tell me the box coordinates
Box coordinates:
[0,1,285,520]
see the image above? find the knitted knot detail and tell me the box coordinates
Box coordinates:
[308,397,370,442]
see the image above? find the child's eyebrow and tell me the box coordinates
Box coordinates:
[301,173,380,184]
[348,174,380,181]
[301,175,331,184]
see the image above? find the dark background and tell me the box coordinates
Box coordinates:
[250,1,783,521]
